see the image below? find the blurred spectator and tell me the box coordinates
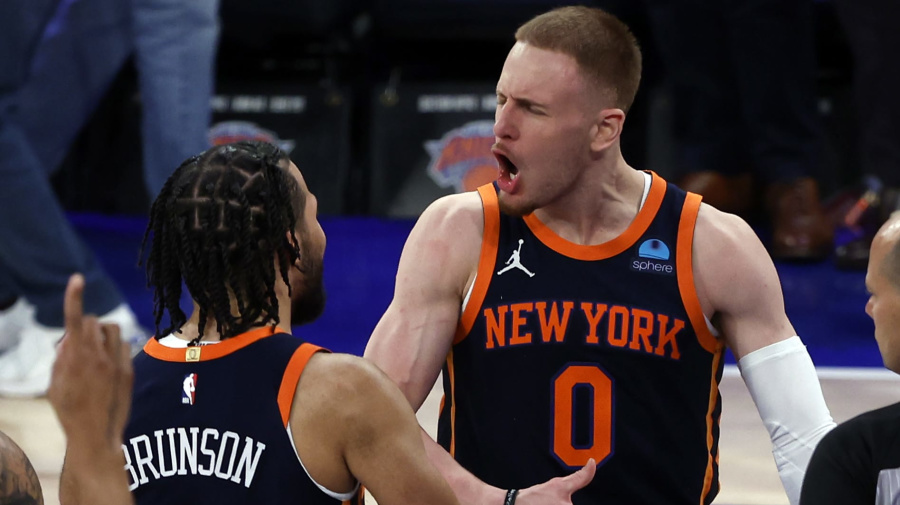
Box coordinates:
[0,0,219,397]
[831,0,900,269]
[643,0,832,261]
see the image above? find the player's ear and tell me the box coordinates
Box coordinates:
[589,108,625,152]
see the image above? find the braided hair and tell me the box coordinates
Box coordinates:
[140,141,305,343]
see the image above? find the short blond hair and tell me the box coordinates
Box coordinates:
[515,6,642,112]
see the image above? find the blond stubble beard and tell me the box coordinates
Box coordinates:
[498,192,537,218]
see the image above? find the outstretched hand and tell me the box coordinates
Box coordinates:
[515,459,596,505]
[48,273,134,451]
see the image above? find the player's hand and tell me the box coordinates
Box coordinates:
[48,274,134,451]
[515,459,596,505]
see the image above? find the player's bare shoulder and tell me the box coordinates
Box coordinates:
[692,203,762,259]
[295,352,413,423]
[400,190,486,293]
[297,352,391,408]
[413,191,485,248]
[692,203,782,311]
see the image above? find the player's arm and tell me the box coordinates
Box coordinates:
[53,274,135,505]
[365,192,481,409]
[292,353,459,505]
[364,192,595,504]
[364,192,509,502]
[694,206,835,505]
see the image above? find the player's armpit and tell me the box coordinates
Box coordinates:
[365,192,483,409]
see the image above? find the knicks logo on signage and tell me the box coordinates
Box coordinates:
[208,121,295,153]
[630,239,674,275]
[425,120,498,193]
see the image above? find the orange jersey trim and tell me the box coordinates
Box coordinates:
[522,171,667,260]
[676,193,720,355]
[700,348,724,504]
[346,486,366,504]
[446,349,457,458]
[277,343,324,427]
[142,325,280,362]
[454,185,500,344]
[678,192,724,504]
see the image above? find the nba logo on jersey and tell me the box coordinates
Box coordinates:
[182,373,198,405]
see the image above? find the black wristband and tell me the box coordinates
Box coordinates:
[504,489,518,505]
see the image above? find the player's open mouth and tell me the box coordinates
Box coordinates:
[496,153,519,180]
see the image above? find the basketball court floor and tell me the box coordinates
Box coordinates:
[0,213,896,505]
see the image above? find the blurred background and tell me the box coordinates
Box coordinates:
[54,0,861,218]
[4,0,892,361]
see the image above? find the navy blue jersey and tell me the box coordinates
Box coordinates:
[124,326,364,505]
[438,173,725,504]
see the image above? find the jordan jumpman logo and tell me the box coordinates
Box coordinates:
[497,239,535,277]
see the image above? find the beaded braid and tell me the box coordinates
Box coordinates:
[140,141,304,343]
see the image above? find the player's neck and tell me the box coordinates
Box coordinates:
[533,158,644,246]
[175,310,223,342]
[175,296,292,342]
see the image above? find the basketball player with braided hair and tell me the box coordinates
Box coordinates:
[60,141,458,505]
[140,140,322,342]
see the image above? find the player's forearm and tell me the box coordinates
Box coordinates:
[60,445,133,505]
[420,430,505,504]
[739,337,836,505]
[376,461,461,505]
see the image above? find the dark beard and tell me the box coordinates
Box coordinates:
[290,256,326,326]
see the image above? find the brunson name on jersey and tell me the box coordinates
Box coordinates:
[123,427,266,490]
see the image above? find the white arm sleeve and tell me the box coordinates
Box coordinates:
[737,336,836,505]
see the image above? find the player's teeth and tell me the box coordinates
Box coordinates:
[510,172,518,180]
